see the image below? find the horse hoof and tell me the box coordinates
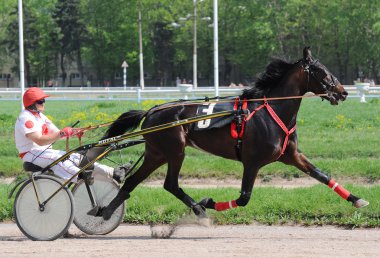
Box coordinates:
[102,207,113,221]
[354,199,369,208]
[86,206,101,216]
[192,204,208,218]
[198,198,216,209]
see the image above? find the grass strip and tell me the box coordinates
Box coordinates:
[125,185,380,228]
[2,184,379,227]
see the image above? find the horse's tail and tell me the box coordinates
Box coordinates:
[101,110,147,139]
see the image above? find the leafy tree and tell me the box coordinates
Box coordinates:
[53,0,87,86]
[1,0,60,87]
[2,4,41,86]
[81,0,140,86]
[0,0,16,67]
[2,0,380,88]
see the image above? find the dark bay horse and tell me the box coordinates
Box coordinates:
[96,47,368,220]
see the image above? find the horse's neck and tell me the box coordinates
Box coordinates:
[265,81,304,127]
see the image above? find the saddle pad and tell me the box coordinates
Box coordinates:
[193,101,235,131]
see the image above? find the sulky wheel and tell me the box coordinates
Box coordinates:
[14,175,74,241]
[71,175,125,235]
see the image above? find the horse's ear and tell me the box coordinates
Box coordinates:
[303,46,312,64]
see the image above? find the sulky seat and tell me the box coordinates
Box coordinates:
[23,162,43,172]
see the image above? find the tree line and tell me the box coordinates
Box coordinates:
[1,0,380,87]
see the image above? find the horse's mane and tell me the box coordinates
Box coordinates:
[241,58,296,99]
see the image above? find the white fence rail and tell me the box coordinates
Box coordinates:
[1,85,379,102]
[0,87,243,102]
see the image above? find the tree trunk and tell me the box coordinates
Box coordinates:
[60,53,66,87]
[77,49,84,87]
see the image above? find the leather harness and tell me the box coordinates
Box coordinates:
[231,97,296,160]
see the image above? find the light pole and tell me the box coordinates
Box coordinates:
[213,0,219,97]
[191,0,210,89]
[18,0,25,109]
[173,0,209,89]
[138,11,145,89]
[193,0,198,89]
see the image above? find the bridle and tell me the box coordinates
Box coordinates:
[302,59,338,94]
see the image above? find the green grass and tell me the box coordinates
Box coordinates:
[0,184,13,221]
[122,184,380,227]
[1,183,379,227]
[1,98,379,180]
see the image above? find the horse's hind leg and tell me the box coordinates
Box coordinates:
[280,141,369,208]
[101,151,166,220]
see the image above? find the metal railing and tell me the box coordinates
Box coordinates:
[1,85,379,102]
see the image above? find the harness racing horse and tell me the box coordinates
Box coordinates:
[94,47,369,220]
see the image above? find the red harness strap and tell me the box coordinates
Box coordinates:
[230,98,248,139]
[264,101,296,156]
[215,98,297,212]
[244,103,266,121]
[245,97,296,158]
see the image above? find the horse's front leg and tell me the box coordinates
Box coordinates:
[199,163,260,212]
[280,141,369,208]
[164,154,208,217]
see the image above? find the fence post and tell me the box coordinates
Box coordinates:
[137,88,141,103]
[178,84,192,100]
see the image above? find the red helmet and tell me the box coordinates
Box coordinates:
[23,87,50,108]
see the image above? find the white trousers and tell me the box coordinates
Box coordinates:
[23,149,114,182]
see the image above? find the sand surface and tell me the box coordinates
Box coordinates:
[0,222,379,258]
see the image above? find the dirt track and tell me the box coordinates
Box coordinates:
[1,177,379,257]
[1,222,379,258]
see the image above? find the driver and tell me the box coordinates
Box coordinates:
[14,87,127,183]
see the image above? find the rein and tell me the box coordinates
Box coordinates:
[149,93,328,113]
[66,94,326,151]
[76,93,327,134]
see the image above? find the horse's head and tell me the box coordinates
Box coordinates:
[302,47,348,105]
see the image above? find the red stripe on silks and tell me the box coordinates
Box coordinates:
[328,179,350,200]
[19,152,27,159]
[215,200,237,211]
